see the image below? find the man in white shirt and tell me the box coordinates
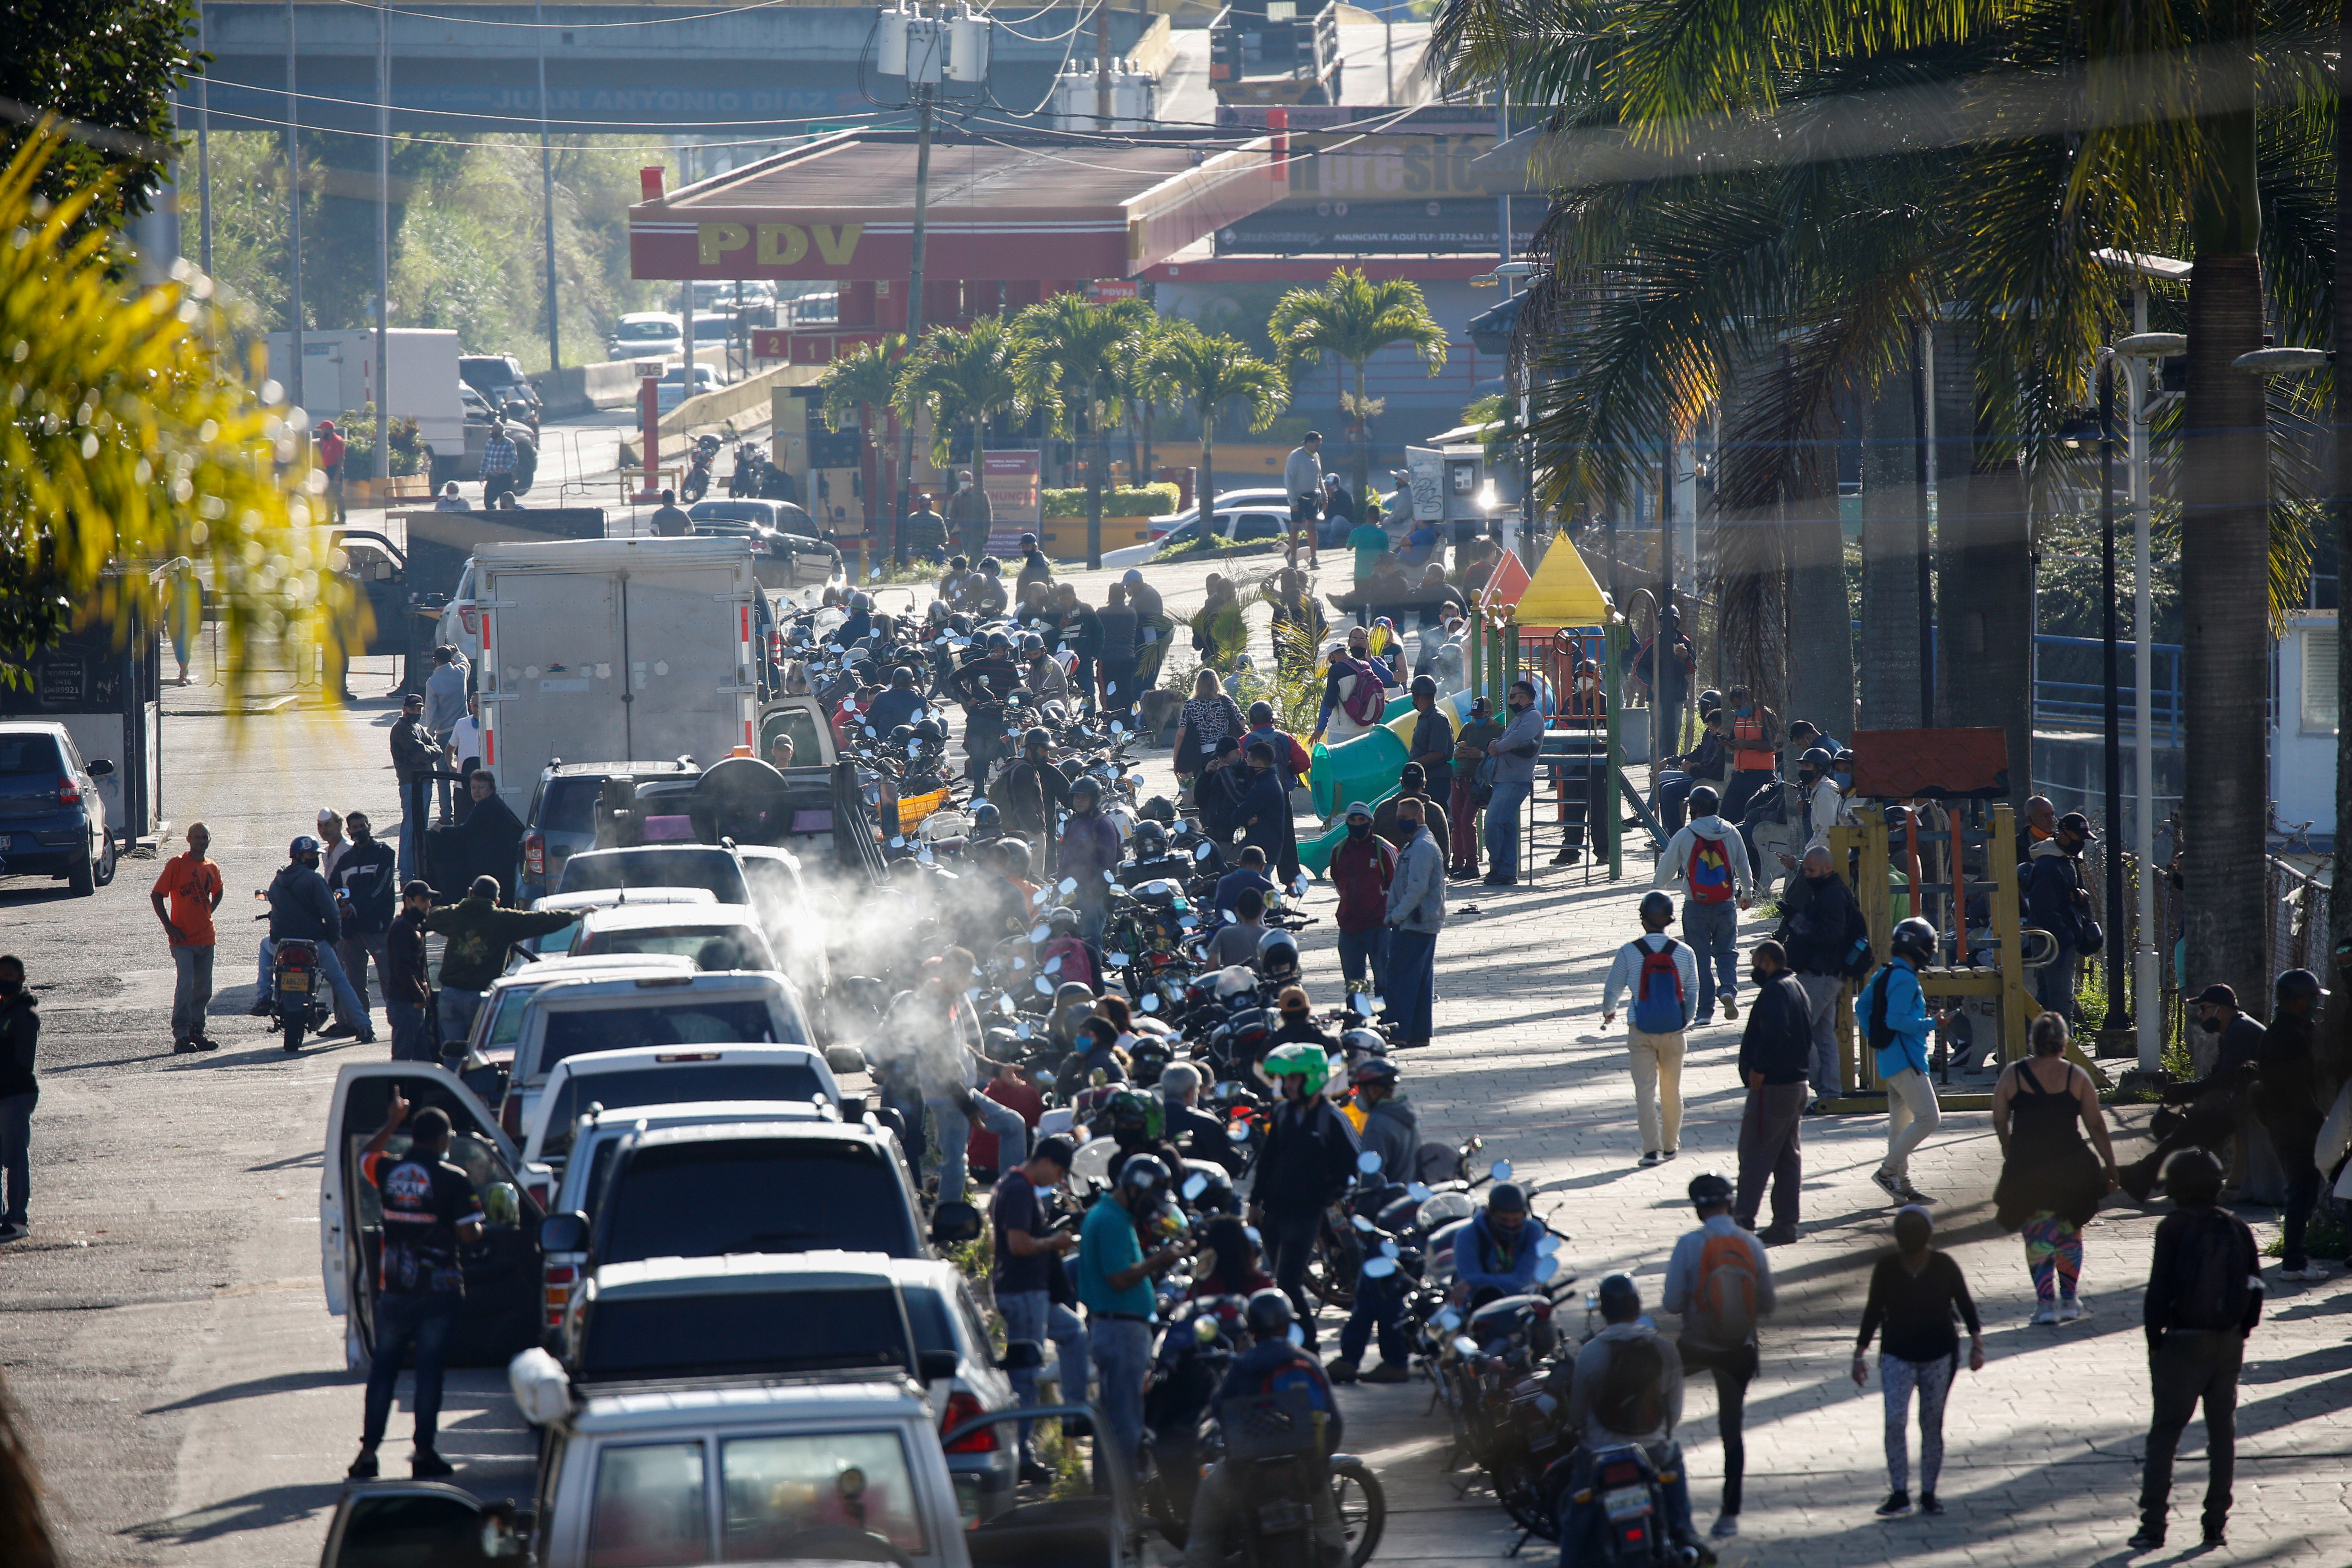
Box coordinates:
[448,693,486,820]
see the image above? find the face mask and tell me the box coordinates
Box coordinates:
[0,977,18,996]
[2198,1016,2223,1035]
[1834,772,1853,790]
[1346,821,1370,839]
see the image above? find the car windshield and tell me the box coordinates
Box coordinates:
[577,1284,910,1380]
[0,734,66,775]
[599,1139,920,1263]
[614,320,675,341]
[579,925,771,971]
[537,776,603,837]
[757,710,823,768]
[691,503,768,526]
[540,1065,824,1158]
[534,998,788,1076]
[559,849,749,904]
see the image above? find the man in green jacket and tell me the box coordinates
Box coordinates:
[422,876,574,1049]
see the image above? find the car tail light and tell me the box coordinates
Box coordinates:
[654,1052,720,1062]
[523,832,546,877]
[56,775,79,806]
[940,1392,996,1452]
[501,1092,524,1140]
[461,605,479,636]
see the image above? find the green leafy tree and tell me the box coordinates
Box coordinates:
[1268,267,1448,501]
[1012,292,1152,569]
[1140,323,1290,549]
[2,0,200,237]
[893,316,1027,498]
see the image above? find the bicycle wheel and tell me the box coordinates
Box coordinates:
[1330,1457,1387,1568]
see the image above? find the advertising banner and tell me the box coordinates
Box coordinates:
[983,449,1041,556]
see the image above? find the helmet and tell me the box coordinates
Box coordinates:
[1242,1288,1295,1342]
[1639,890,1676,926]
[1117,1153,1170,1197]
[850,591,871,610]
[1339,1028,1385,1063]
[2277,967,2328,1000]
[1799,746,1833,776]
[1022,726,1054,753]
[1262,1041,1330,1095]
[1107,1089,1165,1140]
[969,800,1002,832]
[1256,929,1301,984]
[1213,966,1258,1003]
[1890,916,1937,964]
[1687,785,1720,816]
[1070,775,1103,802]
[1019,631,1046,656]
[1042,700,1069,726]
[1132,821,1169,860]
[913,718,946,744]
[1410,673,1437,699]
[985,630,1014,654]
[1140,795,1177,824]
[1349,1056,1399,1088]
[889,724,915,746]
[1687,1171,1734,1206]
[289,835,322,858]
[1047,906,1081,939]
[990,836,1031,880]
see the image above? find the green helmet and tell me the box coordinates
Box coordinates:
[1262,1042,1330,1095]
[1107,1089,1165,1141]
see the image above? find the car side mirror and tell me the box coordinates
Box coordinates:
[824,1043,868,1077]
[917,1348,960,1382]
[87,758,115,777]
[539,1211,589,1253]
[930,1200,982,1246]
[999,1338,1045,1373]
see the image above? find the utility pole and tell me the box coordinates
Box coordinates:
[2099,358,2125,1034]
[376,0,390,479]
[285,0,305,410]
[1095,2,1112,127]
[537,0,560,371]
[196,3,211,274]
[893,89,935,567]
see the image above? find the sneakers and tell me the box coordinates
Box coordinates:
[1875,1490,1912,1517]
[2202,1522,2227,1547]
[318,1024,356,1041]
[2277,1264,2330,1281]
[1639,1150,1662,1167]
[1481,876,1517,887]
[194,1036,220,1051]
[1919,1494,1944,1517]
[1758,1224,1800,1246]
[1018,1456,1057,1486]
[1363,1362,1410,1385]
[346,1449,379,1480]
[1323,1356,1360,1384]
[410,1450,455,1480]
[1711,1515,1740,1539]
[2126,1527,2165,1551]
[1870,1168,1905,1203]
[2058,1296,2087,1322]
[0,1223,27,1244]
[1721,1000,1739,1021]
[1900,1184,1936,1205]
[173,1039,196,1054]
[1663,1150,1679,1161]
[2030,1301,2058,1326]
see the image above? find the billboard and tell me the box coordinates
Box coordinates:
[1207,106,1543,256]
[983,449,1041,555]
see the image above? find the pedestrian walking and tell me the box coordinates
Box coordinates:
[150,822,224,1054]
[2131,1149,2262,1551]
[2024,811,2099,1025]
[2255,968,2331,1281]
[478,419,519,506]
[1448,695,1501,878]
[991,1136,1089,1480]
[331,812,399,1033]
[1859,918,1942,1204]
[1329,801,1395,1003]
[1992,1013,2120,1324]
[1664,1172,1773,1539]
[1773,844,1866,1106]
[384,881,436,1062]
[164,560,203,684]
[1480,679,1545,886]
[0,956,40,1244]
[1381,794,1444,1049]
[1601,891,1700,1166]
[348,1088,483,1480]
[316,418,347,522]
[422,646,470,820]
[420,876,574,1049]
[1656,786,1753,1022]
[1735,942,1810,1242]
[1077,1155,1187,1472]
[1852,1206,1984,1518]
[390,692,436,880]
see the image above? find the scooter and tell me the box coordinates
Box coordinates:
[269,936,333,1055]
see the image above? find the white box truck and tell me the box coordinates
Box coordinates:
[264,327,466,475]
[472,537,766,813]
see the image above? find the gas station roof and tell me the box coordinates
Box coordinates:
[630,129,1285,283]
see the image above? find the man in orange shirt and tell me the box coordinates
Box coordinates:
[150,823,225,1053]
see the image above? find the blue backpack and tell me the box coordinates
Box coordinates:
[1629,938,1687,1033]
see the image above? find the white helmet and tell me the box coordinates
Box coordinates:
[1256,928,1301,984]
[1214,965,1258,1003]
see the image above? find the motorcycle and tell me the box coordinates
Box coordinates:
[682,434,720,503]
[727,439,766,498]
[1557,1442,1699,1567]
[268,935,333,1055]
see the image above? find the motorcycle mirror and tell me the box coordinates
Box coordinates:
[1181,1172,1209,1201]
[889,835,906,849]
[917,847,934,864]
[1220,909,1236,925]
[1029,924,1051,943]
[1360,1256,1398,1280]
[1110,719,1125,735]
[1033,888,1051,904]
[997,994,1016,1015]
[1016,1021,1032,1040]
[1452,1335,1481,1359]
[1194,843,1214,862]
[1010,957,1027,971]
[1350,1213,1376,1234]
[1434,1308,1461,1332]
[1489,1158,1513,1183]
[1059,877,1078,894]
[1176,819,1193,835]
[1535,1255,1559,1282]
[1350,993,1372,1016]
[1106,950,1131,966]
[1034,977,1054,996]
[1227,1124,1250,1144]
[1356,1150,1383,1174]
[865,724,878,737]
[1381,1239,1399,1258]
[907,741,921,757]
[1194,1316,1220,1344]
[1108,884,1127,897]
[1405,1182,1432,1202]
[1178,916,1197,931]
[1043,956,1063,975]
[1535,1234,1560,1257]
[1140,993,1159,1013]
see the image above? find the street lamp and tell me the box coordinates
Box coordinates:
[1471,261,1537,289]
[2102,327,2185,1072]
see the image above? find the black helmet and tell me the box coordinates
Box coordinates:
[1639,889,1675,926]
[969,800,1002,832]
[1133,820,1168,859]
[1141,795,1177,824]
[1349,1056,1399,1088]
[1688,785,1720,816]
[1070,774,1102,801]
[1800,746,1834,775]
[991,836,1031,880]
[1410,673,1437,699]
[1687,1171,1734,1206]
[1242,1287,1295,1341]
[1890,916,1936,964]
[1696,688,1722,715]
[913,718,946,744]
[1117,1153,1170,1198]
[985,630,1013,653]
[1019,631,1046,656]
[889,724,916,746]
[1022,726,1054,753]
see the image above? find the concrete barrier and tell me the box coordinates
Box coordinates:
[656,360,825,437]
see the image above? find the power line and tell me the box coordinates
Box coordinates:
[192,102,904,150]
[324,0,811,31]
[192,76,898,133]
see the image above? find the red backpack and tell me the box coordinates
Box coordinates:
[1337,659,1385,726]
[1686,833,1735,903]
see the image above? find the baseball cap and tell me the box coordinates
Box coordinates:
[2194,984,2238,1009]
[2058,811,2098,841]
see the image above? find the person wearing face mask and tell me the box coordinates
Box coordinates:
[0,955,39,1244]
[1233,741,1298,883]
[1250,1045,1362,1350]
[1372,762,1450,853]
[1481,679,1546,886]
[1330,803,1397,1001]
[2024,811,2099,1027]
[1719,685,1781,822]
[1448,695,1504,877]
[1403,674,1455,803]
[1381,794,1445,1050]
[1653,703,1727,837]
[255,835,372,1039]
[1058,776,1123,943]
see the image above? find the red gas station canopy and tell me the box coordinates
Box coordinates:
[630,129,1285,284]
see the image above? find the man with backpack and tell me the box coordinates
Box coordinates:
[1735,941,1811,1241]
[1657,785,1753,1023]
[1561,1274,1696,1562]
[1312,626,1394,745]
[2025,811,2099,1025]
[1773,844,1869,1107]
[2132,1149,2263,1551]
[1601,891,1701,1167]
[1663,1172,1773,1540]
[1859,917,1942,1204]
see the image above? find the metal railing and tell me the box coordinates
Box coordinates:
[2031,634,2184,744]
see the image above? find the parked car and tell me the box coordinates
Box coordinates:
[1144,487,1290,541]
[1100,505,1292,570]
[516,759,707,902]
[455,953,698,1105]
[459,352,539,419]
[0,721,117,895]
[607,311,683,362]
[505,886,718,970]
[570,900,779,973]
[518,1042,842,1172]
[687,499,842,590]
[656,363,723,412]
[555,843,752,906]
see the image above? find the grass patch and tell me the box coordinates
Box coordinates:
[2262,1206,2350,1257]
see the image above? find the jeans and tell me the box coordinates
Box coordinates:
[1338,1268,1408,1368]
[258,939,370,1037]
[337,932,390,1024]
[1721,768,1774,822]
[1626,1029,1686,1155]
[1383,928,1437,1042]
[1881,1066,1941,1185]
[1677,1341,1757,1516]
[1071,654,1097,713]
[2139,1330,2242,1536]
[1485,780,1531,881]
[2034,943,2078,1025]
[1558,1443,1695,1566]
[387,1000,432,1062]
[929,1093,1028,1200]
[0,1090,34,1227]
[1735,1083,1806,1229]
[2275,1124,2324,1269]
[1795,971,1843,1095]
[1653,771,1695,835]
[1098,657,1138,715]
[999,1289,1090,1452]
[1089,1315,1154,1472]
[1336,925,1386,998]
[398,772,429,880]
[362,1288,462,1452]
[1261,1209,1323,1348]
[437,987,483,1057]
[1679,898,1738,1017]
[169,944,215,1043]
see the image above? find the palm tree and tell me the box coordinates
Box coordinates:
[1268,267,1448,503]
[1140,323,1290,548]
[891,316,1027,512]
[818,334,903,559]
[1011,293,1152,569]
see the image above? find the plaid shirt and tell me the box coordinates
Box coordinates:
[479,434,517,475]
